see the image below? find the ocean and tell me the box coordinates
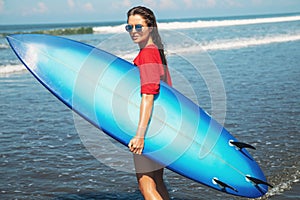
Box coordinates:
[0,13,299,199]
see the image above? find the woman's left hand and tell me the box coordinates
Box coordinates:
[128,136,144,155]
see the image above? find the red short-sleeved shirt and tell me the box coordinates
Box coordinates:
[134,44,172,94]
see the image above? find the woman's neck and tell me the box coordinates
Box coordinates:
[139,37,154,49]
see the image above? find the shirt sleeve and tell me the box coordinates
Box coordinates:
[134,46,164,95]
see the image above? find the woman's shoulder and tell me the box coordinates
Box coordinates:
[141,44,159,52]
[134,44,161,65]
[140,44,160,58]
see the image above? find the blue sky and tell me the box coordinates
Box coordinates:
[0,0,300,25]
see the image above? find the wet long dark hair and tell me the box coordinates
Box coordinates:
[127,6,168,80]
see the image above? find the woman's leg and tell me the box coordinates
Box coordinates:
[136,171,163,200]
[153,168,169,200]
[134,155,169,200]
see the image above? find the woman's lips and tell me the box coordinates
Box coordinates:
[131,34,139,41]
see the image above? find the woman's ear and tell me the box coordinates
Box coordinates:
[149,26,153,32]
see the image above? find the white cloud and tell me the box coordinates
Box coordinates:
[83,2,94,12]
[66,1,95,12]
[34,2,48,13]
[67,0,75,9]
[181,0,246,10]
[122,0,132,7]
[160,0,177,9]
[183,0,193,8]
[251,0,262,6]
[142,0,157,8]
[111,0,134,10]
[206,0,216,7]
[140,0,178,10]
[183,0,217,9]
[224,0,242,8]
[22,2,48,16]
[0,0,4,12]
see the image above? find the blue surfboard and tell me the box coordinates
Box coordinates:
[7,34,272,198]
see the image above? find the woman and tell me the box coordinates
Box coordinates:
[126,6,172,200]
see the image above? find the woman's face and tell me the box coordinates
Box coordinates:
[127,14,153,47]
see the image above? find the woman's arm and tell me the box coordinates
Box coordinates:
[128,93,154,154]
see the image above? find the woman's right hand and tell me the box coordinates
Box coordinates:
[128,136,144,155]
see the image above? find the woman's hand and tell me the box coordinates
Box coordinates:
[128,136,144,155]
[128,94,154,155]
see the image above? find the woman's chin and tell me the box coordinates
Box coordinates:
[131,38,140,43]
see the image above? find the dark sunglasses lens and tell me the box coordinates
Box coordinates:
[135,24,143,32]
[125,25,133,32]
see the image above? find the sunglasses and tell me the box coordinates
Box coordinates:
[125,24,143,32]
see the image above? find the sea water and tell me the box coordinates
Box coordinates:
[0,13,299,199]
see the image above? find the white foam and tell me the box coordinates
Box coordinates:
[0,64,27,76]
[0,43,9,49]
[2,33,299,76]
[264,175,300,198]
[93,15,300,34]
[159,15,300,30]
[117,34,300,59]
[202,34,300,51]
[93,24,126,34]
